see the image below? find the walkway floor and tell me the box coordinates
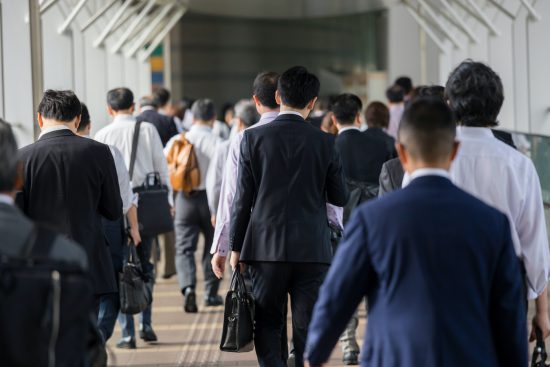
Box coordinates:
[107,270,366,367]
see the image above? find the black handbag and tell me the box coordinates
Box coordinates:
[119,242,152,315]
[220,270,255,353]
[532,327,549,367]
[129,121,174,237]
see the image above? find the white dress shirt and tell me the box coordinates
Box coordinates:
[404,127,550,299]
[83,135,136,215]
[206,139,231,215]
[387,104,404,139]
[94,114,173,206]
[210,111,344,256]
[165,124,223,191]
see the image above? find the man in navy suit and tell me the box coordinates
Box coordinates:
[305,97,527,367]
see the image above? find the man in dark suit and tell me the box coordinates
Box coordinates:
[137,95,178,147]
[363,101,397,159]
[19,90,122,302]
[305,98,527,367]
[229,66,349,367]
[333,94,392,223]
[378,157,405,197]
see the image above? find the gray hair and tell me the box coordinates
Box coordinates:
[0,119,19,192]
[234,99,259,128]
[191,99,216,122]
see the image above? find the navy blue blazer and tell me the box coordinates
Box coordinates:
[306,175,527,367]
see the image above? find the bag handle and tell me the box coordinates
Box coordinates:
[229,269,248,295]
[129,121,142,181]
[126,231,150,280]
[532,327,548,367]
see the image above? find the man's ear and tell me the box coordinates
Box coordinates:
[252,95,260,107]
[396,142,409,172]
[275,90,282,106]
[107,106,115,117]
[37,113,44,129]
[450,141,460,162]
[306,97,318,111]
[354,113,361,127]
[74,115,81,130]
[330,114,340,131]
[130,103,135,114]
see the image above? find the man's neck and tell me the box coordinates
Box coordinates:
[113,111,133,118]
[193,120,212,127]
[41,121,75,132]
[405,161,451,175]
[280,105,309,119]
[258,106,279,115]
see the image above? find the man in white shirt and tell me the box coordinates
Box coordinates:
[95,88,172,349]
[165,99,223,313]
[206,100,259,221]
[405,60,550,340]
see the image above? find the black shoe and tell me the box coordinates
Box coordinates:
[204,294,223,307]
[343,351,359,365]
[116,339,136,349]
[139,326,157,342]
[184,288,198,313]
[161,272,175,279]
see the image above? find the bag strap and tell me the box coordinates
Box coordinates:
[129,121,142,181]
[532,327,548,367]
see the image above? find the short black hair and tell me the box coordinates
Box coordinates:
[278,66,320,109]
[38,89,81,122]
[191,99,216,121]
[107,87,134,111]
[331,93,363,125]
[77,102,91,132]
[415,85,445,101]
[365,101,390,128]
[153,88,171,108]
[398,97,456,163]
[395,76,413,95]
[445,60,503,127]
[0,119,19,192]
[386,85,404,103]
[253,71,279,109]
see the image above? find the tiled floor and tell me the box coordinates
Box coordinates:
[107,272,364,367]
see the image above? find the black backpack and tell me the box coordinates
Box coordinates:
[343,179,379,224]
[0,226,95,367]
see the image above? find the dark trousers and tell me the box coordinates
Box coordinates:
[97,217,125,343]
[175,190,219,297]
[248,262,329,367]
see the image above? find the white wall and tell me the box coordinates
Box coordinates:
[387,1,550,135]
[0,0,152,146]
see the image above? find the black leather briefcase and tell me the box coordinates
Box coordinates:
[220,270,255,353]
[119,243,153,315]
[133,172,174,237]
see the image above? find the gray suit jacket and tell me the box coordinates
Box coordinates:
[0,202,87,269]
[378,158,405,197]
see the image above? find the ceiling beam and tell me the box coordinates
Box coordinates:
[58,0,89,34]
[125,2,175,57]
[417,0,464,49]
[403,0,449,54]
[110,0,156,53]
[93,0,134,48]
[80,0,118,32]
[139,6,187,62]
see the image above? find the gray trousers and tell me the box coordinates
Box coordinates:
[174,190,219,297]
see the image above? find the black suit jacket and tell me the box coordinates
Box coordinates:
[230,114,349,264]
[363,127,397,159]
[335,128,392,184]
[18,130,122,294]
[137,109,178,147]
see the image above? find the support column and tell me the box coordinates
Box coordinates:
[29,0,44,140]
